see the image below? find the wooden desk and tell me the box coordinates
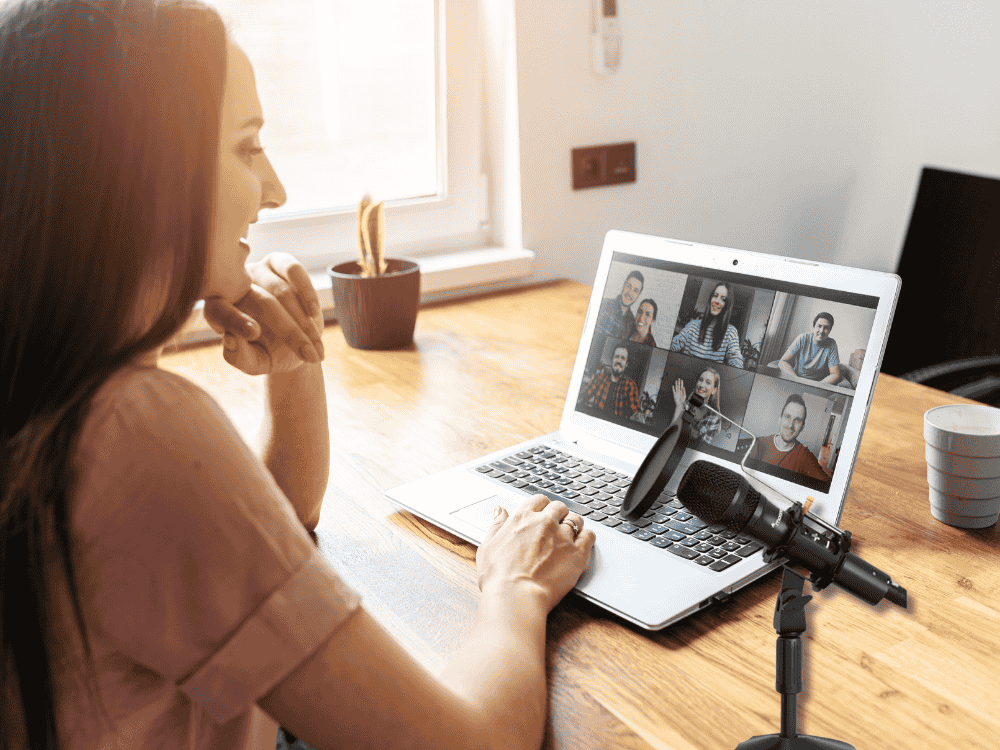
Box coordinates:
[161,280,999,750]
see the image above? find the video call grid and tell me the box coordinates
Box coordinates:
[576,253,880,493]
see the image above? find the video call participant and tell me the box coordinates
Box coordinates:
[629,299,658,347]
[778,312,841,384]
[669,368,725,445]
[595,270,644,339]
[581,344,640,420]
[748,394,830,481]
[670,281,744,368]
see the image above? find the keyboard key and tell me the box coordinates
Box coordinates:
[719,530,738,539]
[674,511,692,522]
[629,518,653,528]
[499,475,516,483]
[589,502,607,512]
[695,555,714,566]
[511,480,527,488]
[688,517,709,529]
[562,490,580,499]
[650,537,673,549]
[722,541,742,552]
[736,534,753,544]
[476,465,492,473]
[737,542,764,557]
[589,512,607,522]
[516,451,533,458]
[694,530,714,541]
[634,530,655,541]
[708,548,727,559]
[694,543,715,553]
[680,538,699,547]
[600,516,622,528]
[618,523,638,534]
[487,470,504,478]
[663,530,686,542]
[709,558,739,572]
[722,554,742,565]
[668,546,700,560]
[648,524,669,535]
[665,520,699,535]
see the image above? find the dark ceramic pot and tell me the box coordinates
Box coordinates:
[327,259,420,350]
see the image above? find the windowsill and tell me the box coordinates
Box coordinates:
[167,246,535,350]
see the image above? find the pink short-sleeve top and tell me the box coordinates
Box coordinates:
[52,365,361,749]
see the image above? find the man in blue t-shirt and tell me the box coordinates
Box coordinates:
[778,312,841,384]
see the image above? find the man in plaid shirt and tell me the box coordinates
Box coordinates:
[582,344,641,419]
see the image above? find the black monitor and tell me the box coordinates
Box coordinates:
[880,166,1000,376]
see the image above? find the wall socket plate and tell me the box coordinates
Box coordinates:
[571,141,636,190]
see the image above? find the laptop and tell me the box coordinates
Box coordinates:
[386,230,900,630]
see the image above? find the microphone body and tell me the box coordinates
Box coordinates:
[676,460,907,608]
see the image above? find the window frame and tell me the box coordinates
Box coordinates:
[242,0,492,272]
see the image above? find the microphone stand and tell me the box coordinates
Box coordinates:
[737,566,854,750]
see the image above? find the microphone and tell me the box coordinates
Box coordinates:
[676,460,907,608]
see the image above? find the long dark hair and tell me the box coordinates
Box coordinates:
[0,1,227,747]
[698,281,734,352]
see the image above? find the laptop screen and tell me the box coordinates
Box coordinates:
[575,251,879,494]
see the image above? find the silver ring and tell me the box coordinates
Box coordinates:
[561,518,580,538]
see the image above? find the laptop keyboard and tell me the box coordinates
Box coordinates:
[473,444,764,572]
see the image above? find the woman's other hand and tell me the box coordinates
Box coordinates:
[204,253,325,375]
[476,495,595,614]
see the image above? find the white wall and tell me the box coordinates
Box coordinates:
[513,1,1000,284]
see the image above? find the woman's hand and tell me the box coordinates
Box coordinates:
[204,253,325,376]
[671,378,687,425]
[476,495,595,614]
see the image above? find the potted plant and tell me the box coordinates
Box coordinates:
[327,195,421,350]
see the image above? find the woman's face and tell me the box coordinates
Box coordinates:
[709,284,729,317]
[695,370,717,399]
[635,301,655,334]
[204,42,287,302]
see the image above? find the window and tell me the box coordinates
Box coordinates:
[215,0,492,270]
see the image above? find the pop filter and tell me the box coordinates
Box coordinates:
[621,394,703,519]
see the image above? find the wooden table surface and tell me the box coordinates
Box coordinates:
[161,280,1000,750]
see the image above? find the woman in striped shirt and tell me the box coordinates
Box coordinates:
[670,282,744,368]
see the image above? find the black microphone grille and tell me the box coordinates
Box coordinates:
[676,460,743,524]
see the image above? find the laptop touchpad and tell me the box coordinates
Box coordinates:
[451,494,520,531]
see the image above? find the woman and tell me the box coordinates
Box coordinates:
[670,282,744,368]
[0,2,594,749]
[629,298,658,347]
[670,368,726,445]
